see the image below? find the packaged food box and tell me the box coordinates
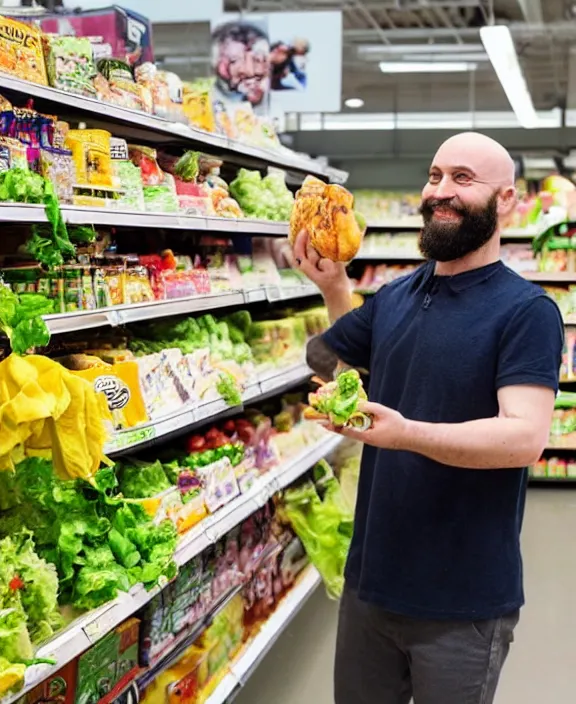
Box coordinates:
[23,660,78,704]
[75,618,141,704]
[139,556,207,669]
[67,129,114,189]
[0,15,48,85]
[44,35,97,96]
[138,485,207,536]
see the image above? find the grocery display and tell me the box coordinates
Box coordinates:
[3,5,574,702]
[0,9,358,703]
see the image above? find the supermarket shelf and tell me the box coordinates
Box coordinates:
[501,227,539,239]
[529,476,576,486]
[545,437,576,450]
[104,363,314,455]
[6,435,341,704]
[364,217,537,238]
[205,565,321,704]
[0,202,290,234]
[523,272,576,283]
[44,285,320,334]
[365,216,423,230]
[0,72,346,183]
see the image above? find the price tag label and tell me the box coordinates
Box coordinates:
[265,285,281,302]
[106,309,122,327]
[255,482,277,507]
[108,425,156,453]
[243,383,261,402]
[243,289,266,304]
[83,606,119,643]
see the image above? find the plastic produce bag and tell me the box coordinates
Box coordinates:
[279,460,353,599]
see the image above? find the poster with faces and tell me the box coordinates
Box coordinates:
[211,11,342,116]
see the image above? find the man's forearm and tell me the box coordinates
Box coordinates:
[401,416,546,469]
[322,284,353,323]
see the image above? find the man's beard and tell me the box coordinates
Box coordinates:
[418,193,499,262]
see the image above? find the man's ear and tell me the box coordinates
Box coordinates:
[498,186,517,217]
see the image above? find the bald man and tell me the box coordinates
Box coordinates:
[294,132,563,704]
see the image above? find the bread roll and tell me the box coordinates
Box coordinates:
[289,175,366,262]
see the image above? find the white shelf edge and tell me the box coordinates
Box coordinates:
[365,216,422,229]
[205,565,322,704]
[523,272,576,283]
[43,286,319,335]
[6,436,339,704]
[0,202,290,234]
[364,217,538,239]
[0,72,345,181]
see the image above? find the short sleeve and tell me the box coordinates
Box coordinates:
[496,295,563,392]
[321,295,375,370]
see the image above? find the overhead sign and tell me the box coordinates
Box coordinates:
[211,11,342,115]
[76,0,224,23]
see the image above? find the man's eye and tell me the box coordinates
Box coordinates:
[455,173,471,183]
[428,173,441,184]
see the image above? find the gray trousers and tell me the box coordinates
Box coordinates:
[335,586,519,704]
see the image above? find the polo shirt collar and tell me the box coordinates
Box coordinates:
[430,260,504,293]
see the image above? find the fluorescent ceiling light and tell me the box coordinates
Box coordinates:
[360,44,485,56]
[379,61,476,73]
[480,25,539,129]
[345,98,364,108]
[401,53,488,63]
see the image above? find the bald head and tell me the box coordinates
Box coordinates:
[433,132,516,189]
[420,132,517,263]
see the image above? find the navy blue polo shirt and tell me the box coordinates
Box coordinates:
[322,260,563,620]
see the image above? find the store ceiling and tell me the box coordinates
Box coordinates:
[152,0,576,115]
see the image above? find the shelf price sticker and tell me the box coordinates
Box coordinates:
[265,285,281,302]
[108,425,156,452]
[83,604,121,644]
[255,480,278,508]
[243,288,267,304]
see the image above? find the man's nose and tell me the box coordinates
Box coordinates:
[432,176,455,200]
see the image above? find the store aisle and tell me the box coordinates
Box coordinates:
[236,489,576,704]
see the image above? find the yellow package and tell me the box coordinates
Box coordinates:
[66,128,113,188]
[139,488,207,535]
[0,15,47,85]
[141,643,211,704]
[72,360,148,432]
[183,80,216,133]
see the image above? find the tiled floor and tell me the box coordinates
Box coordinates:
[236,489,576,704]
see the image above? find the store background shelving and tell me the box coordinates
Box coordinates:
[0,73,347,184]
[0,31,357,704]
